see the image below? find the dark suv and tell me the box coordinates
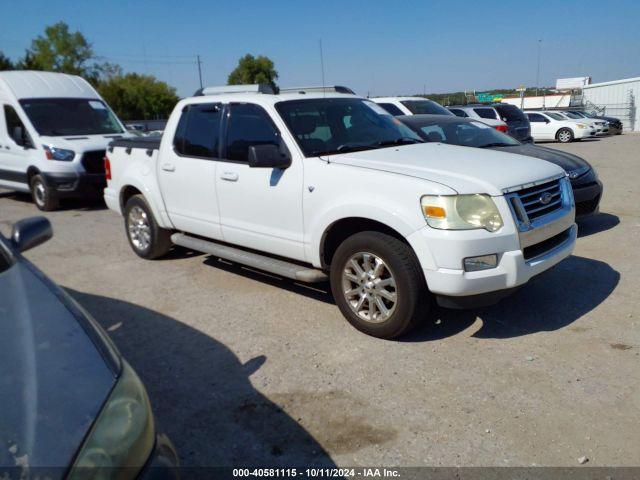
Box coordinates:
[447,103,532,142]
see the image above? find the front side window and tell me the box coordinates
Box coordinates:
[377,103,404,116]
[449,108,468,118]
[3,105,32,147]
[473,108,498,120]
[19,98,123,136]
[401,100,452,116]
[174,103,222,158]
[275,98,422,157]
[225,103,281,162]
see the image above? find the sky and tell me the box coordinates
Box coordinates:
[1,0,639,98]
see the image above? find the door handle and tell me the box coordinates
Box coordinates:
[220,171,239,182]
[161,163,175,172]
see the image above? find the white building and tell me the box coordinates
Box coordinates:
[501,93,571,110]
[582,77,639,132]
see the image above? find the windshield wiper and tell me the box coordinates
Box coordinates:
[376,137,424,147]
[478,142,517,148]
[335,143,377,153]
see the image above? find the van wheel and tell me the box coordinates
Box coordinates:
[30,174,59,211]
[124,194,172,259]
[556,128,574,143]
[330,231,430,339]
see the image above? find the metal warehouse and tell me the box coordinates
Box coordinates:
[581,76,640,131]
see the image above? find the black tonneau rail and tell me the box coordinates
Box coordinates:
[109,137,161,151]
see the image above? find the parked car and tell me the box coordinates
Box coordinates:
[446,103,532,142]
[525,111,596,143]
[0,216,179,479]
[399,114,603,218]
[565,110,623,135]
[372,97,454,117]
[104,85,576,339]
[447,106,508,132]
[0,71,130,210]
[557,111,608,135]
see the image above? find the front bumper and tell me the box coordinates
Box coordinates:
[573,179,603,218]
[41,171,106,199]
[138,433,180,479]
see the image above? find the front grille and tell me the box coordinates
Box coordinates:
[523,228,571,261]
[514,179,563,222]
[81,150,106,174]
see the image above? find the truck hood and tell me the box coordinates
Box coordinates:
[0,256,116,476]
[40,133,130,153]
[326,142,565,195]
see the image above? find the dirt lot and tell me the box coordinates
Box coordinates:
[1,133,639,468]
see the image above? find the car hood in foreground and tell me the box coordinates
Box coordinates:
[326,142,565,195]
[491,143,590,174]
[0,256,116,476]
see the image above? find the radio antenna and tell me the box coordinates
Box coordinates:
[319,39,326,97]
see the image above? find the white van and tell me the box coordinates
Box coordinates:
[0,71,129,210]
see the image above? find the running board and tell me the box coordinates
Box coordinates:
[171,233,328,283]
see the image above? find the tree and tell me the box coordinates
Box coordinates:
[0,51,13,70]
[23,22,95,77]
[97,73,179,120]
[227,54,278,91]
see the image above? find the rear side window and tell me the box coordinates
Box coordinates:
[225,103,281,162]
[527,113,547,123]
[174,103,222,158]
[473,108,498,120]
[377,103,404,116]
[495,104,527,121]
[449,108,468,118]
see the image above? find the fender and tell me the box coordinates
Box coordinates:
[118,174,174,229]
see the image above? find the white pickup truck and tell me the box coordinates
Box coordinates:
[104,85,576,339]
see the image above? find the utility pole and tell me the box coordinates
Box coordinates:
[535,39,541,97]
[196,55,203,90]
[319,39,326,95]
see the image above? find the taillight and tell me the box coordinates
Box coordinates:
[495,125,509,133]
[104,156,111,181]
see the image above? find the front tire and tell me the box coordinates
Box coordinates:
[556,128,574,143]
[30,174,59,211]
[330,231,430,339]
[124,194,172,259]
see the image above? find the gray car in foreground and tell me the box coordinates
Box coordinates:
[0,217,179,479]
[399,114,603,217]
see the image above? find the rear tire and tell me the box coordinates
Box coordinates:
[124,194,172,259]
[30,174,59,211]
[556,128,574,143]
[330,231,430,339]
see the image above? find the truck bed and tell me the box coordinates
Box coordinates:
[109,136,161,151]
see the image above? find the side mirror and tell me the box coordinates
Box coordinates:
[248,144,291,169]
[12,126,25,146]
[545,119,550,123]
[11,217,53,253]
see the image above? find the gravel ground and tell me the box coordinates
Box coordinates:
[1,133,639,468]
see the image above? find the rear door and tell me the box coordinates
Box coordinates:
[0,104,33,191]
[216,102,305,260]
[157,102,223,239]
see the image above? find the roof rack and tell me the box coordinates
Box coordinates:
[194,84,275,96]
[278,85,355,95]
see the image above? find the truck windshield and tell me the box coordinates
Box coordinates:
[401,118,520,148]
[400,100,452,116]
[275,98,422,157]
[19,98,124,136]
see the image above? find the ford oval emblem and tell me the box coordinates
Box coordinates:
[539,192,553,205]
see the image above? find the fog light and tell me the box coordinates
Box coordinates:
[464,254,498,272]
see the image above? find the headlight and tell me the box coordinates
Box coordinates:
[68,362,155,480]
[421,194,503,232]
[43,144,75,161]
[576,123,587,129]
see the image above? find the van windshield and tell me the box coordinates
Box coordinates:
[19,98,124,136]
[275,98,423,157]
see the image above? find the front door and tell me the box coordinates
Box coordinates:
[0,104,32,191]
[216,103,305,260]
[157,102,223,239]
